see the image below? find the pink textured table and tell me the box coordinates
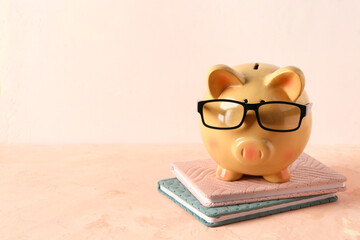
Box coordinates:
[0,145,359,239]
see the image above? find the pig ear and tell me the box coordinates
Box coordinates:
[265,66,305,102]
[207,64,245,98]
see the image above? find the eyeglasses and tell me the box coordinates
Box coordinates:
[197,99,312,132]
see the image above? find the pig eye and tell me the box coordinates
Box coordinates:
[244,99,248,103]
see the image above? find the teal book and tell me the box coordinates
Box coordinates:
[158,178,338,227]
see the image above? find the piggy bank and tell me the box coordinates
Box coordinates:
[198,63,312,183]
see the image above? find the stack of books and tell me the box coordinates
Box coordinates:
[158,153,346,227]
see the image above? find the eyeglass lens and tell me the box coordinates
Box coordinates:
[203,101,244,128]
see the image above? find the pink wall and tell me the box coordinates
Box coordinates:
[1,0,360,144]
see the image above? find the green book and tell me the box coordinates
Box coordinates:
[158,178,338,227]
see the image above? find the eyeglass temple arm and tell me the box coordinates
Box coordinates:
[305,102,313,116]
[197,99,202,113]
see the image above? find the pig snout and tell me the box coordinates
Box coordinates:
[231,138,273,164]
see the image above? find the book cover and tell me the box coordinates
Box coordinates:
[172,152,346,207]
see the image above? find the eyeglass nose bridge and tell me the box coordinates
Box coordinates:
[243,103,260,111]
[240,103,260,126]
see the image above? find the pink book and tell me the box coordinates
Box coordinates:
[171,152,346,207]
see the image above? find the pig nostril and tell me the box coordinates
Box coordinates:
[253,63,259,70]
[241,148,244,158]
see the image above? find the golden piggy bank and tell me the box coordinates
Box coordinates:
[198,63,312,183]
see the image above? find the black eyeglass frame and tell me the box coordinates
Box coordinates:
[197,99,313,132]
